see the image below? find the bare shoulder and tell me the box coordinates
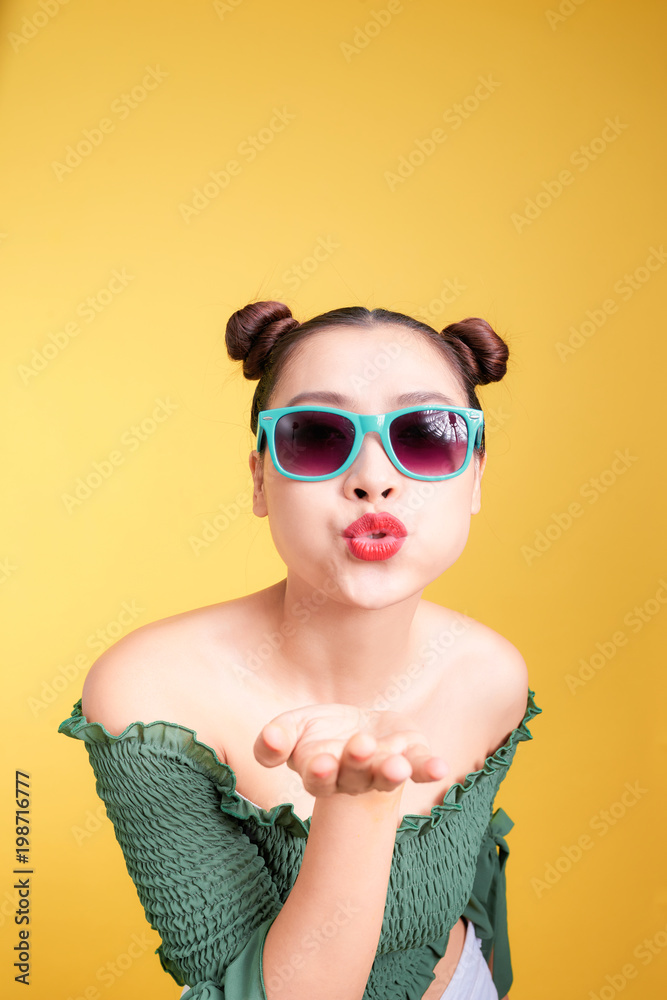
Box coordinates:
[467,616,530,746]
[80,601,239,737]
[429,603,530,748]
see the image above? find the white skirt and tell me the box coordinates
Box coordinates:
[178,917,499,999]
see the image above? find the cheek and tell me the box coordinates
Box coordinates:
[427,504,470,540]
[417,475,473,517]
[265,482,330,554]
[418,487,475,547]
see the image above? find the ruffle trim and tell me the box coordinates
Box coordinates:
[58,688,542,844]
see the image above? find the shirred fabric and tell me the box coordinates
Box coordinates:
[57,688,542,999]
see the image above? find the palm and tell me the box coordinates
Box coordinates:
[254,702,448,798]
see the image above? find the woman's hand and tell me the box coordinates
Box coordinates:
[253,703,448,799]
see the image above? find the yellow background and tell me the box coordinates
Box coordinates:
[2,0,666,996]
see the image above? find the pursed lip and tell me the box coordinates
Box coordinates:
[342,513,408,538]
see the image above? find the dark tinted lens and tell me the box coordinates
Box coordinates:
[390,409,469,476]
[274,410,356,476]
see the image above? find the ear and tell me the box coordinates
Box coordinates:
[249,449,269,517]
[471,451,487,515]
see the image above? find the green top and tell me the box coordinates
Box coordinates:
[57,688,542,999]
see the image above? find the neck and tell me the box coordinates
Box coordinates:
[259,576,434,711]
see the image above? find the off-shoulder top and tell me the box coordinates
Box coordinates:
[57,688,543,999]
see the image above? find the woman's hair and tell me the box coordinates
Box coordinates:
[225,301,510,456]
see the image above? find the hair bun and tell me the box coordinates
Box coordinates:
[225,300,300,380]
[439,317,509,386]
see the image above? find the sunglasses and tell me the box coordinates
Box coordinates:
[256,404,485,482]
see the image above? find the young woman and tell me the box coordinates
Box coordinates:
[58,301,542,1000]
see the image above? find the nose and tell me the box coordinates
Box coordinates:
[343,430,400,499]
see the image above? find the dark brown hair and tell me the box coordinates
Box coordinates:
[225,301,510,455]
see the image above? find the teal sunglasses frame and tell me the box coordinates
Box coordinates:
[256,404,485,482]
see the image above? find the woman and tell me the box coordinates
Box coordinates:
[58,301,542,1000]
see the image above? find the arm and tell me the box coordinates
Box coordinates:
[262,789,401,1000]
[251,702,450,1000]
[82,737,283,998]
[79,736,402,1000]
[74,644,449,1000]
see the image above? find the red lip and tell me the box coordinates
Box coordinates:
[343,513,408,538]
[342,513,408,561]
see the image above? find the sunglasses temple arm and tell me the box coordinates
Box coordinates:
[475,420,484,449]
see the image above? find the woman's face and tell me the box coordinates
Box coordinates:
[248,324,487,610]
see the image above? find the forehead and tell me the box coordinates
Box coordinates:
[271,324,467,408]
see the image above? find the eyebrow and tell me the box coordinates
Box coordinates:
[284,390,461,408]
